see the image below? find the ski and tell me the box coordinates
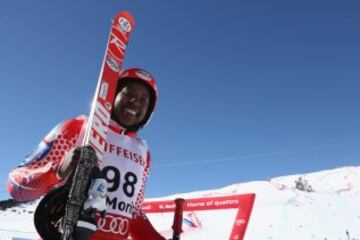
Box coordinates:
[60,11,135,240]
[33,11,135,240]
[84,11,135,158]
[61,146,97,240]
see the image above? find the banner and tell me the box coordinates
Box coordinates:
[143,193,255,240]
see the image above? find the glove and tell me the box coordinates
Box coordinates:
[58,145,97,179]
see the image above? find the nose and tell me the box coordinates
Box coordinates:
[129,96,141,106]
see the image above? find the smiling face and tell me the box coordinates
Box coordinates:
[112,82,151,129]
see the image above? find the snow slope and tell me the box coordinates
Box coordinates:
[1,166,359,240]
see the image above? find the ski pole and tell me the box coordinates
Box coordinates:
[172,198,185,240]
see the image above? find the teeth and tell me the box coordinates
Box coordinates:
[125,108,136,115]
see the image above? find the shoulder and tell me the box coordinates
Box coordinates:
[63,115,87,129]
[45,115,87,142]
[62,115,87,131]
[135,137,148,149]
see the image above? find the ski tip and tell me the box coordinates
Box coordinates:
[114,11,135,29]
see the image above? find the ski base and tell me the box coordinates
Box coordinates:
[61,146,97,240]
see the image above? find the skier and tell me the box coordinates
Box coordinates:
[7,67,166,240]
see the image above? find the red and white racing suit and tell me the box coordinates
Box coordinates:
[7,115,165,240]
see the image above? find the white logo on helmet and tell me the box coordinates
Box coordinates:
[120,71,129,78]
[135,70,152,82]
[106,57,120,72]
[118,17,131,33]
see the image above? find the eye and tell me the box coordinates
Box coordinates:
[140,97,149,105]
[125,92,134,98]
[123,90,135,99]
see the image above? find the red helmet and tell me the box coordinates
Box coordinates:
[115,67,158,130]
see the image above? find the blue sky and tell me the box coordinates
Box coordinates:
[1,0,360,200]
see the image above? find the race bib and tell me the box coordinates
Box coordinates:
[99,130,148,218]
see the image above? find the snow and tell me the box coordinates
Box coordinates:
[0,200,39,240]
[0,166,359,240]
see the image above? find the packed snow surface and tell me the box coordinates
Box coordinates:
[0,166,359,240]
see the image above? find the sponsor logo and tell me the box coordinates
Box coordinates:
[135,70,152,81]
[103,142,146,166]
[110,32,126,57]
[118,17,131,33]
[97,215,130,235]
[97,182,107,193]
[106,57,120,72]
[105,101,112,110]
[89,101,111,157]
[99,82,109,101]
[235,219,246,225]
